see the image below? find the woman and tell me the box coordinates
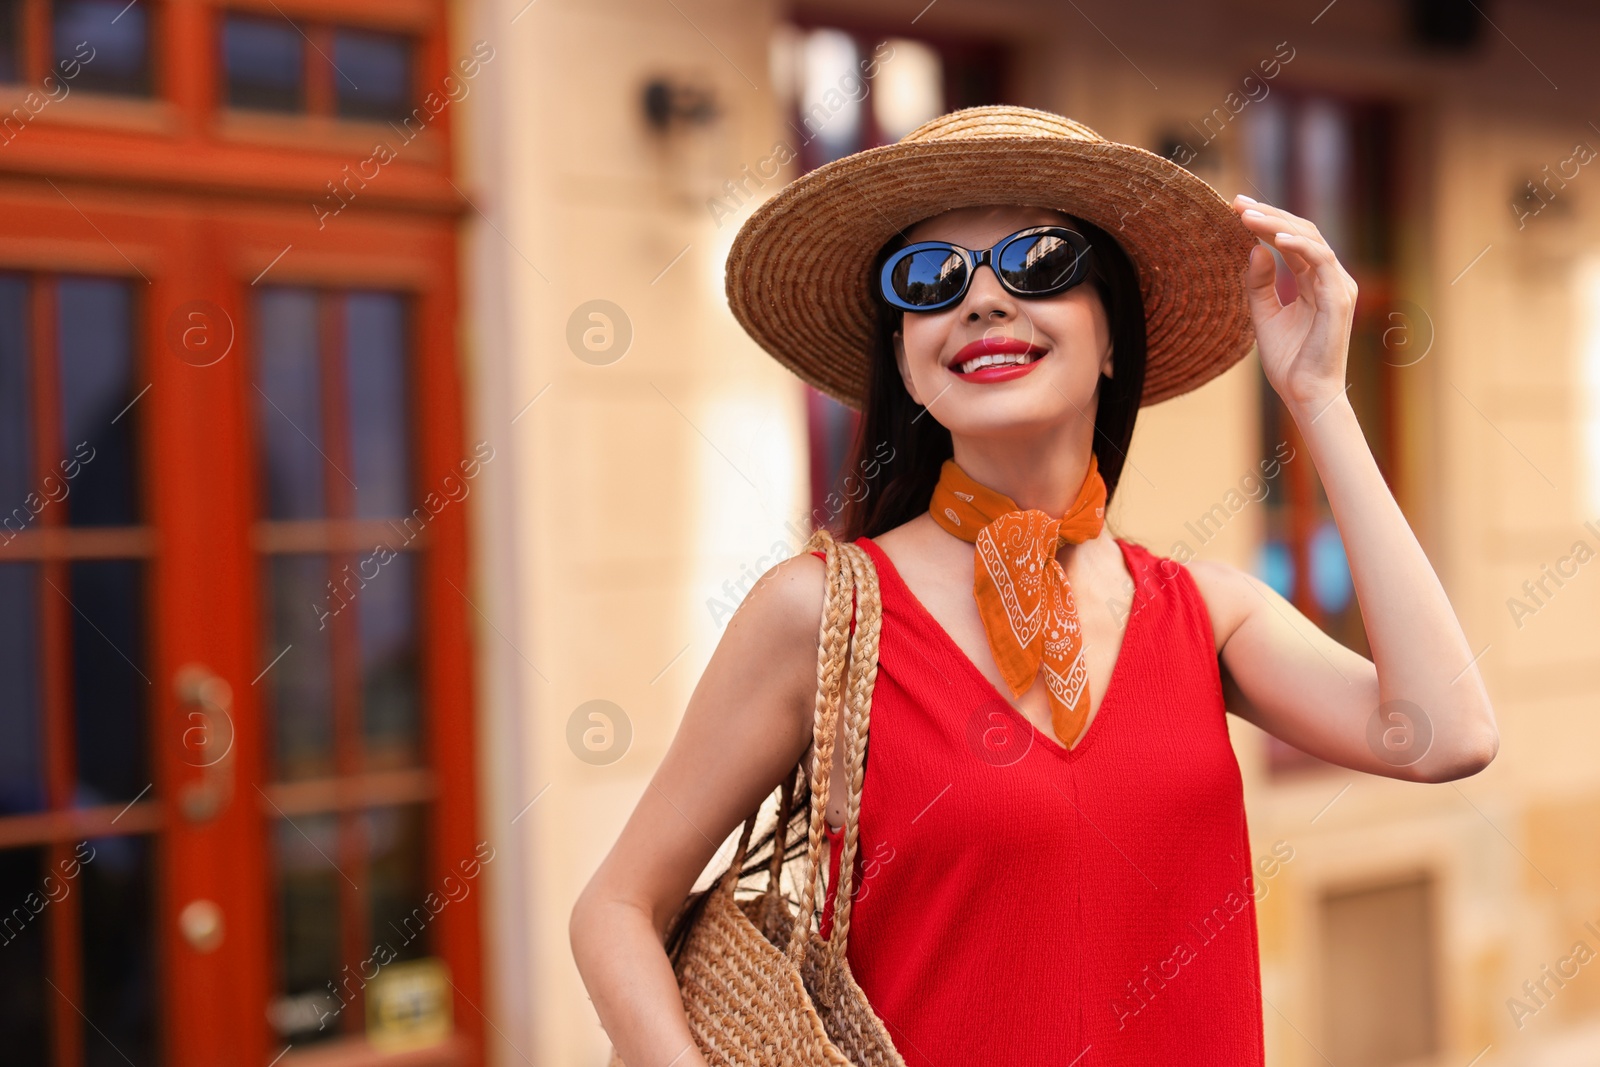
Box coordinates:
[570,107,1497,1066]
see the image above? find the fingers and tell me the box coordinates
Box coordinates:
[1236,209,1322,260]
[1238,226,1316,306]
[1245,241,1276,281]
[1242,243,1285,318]
[1230,194,1320,239]
[1232,200,1317,281]
[1270,231,1332,282]
[1229,194,1353,306]
[1230,194,1322,260]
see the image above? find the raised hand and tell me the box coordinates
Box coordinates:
[1231,193,1357,418]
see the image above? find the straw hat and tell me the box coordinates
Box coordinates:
[724,105,1260,410]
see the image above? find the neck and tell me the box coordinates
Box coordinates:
[949,417,1096,514]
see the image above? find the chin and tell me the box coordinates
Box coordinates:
[933,374,1097,438]
[936,394,1080,439]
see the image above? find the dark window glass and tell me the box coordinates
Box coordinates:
[0,276,29,522]
[0,0,19,83]
[0,565,42,815]
[364,804,427,962]
[223,12,305,112]
[0,847,48,1061]
[58,277,139,527]
[255,287,326,521]
[53,0,152,97]
[274,812,342,1046]
[333,27,411,121]
[360,551,419,770]
[345,292,409,518]
[266,553,335,781]
[69,559,149,805]
[80,835,156,1067]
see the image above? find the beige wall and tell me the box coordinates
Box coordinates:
[456,0,1600,1062]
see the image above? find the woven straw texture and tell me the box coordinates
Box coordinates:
[607,530,904,1067]
[724,104,1260,411]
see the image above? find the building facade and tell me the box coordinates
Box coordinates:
[5,0,1600,1064]
[461,0,1600,1064]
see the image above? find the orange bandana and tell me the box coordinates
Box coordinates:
[928,453,1107,748]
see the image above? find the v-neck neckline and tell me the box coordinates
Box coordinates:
[856,534,1146,763]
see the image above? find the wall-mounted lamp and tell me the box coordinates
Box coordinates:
[1155,130,1221,176]
[642,77,720,132]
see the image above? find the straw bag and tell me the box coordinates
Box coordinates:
[607,528,905,1067]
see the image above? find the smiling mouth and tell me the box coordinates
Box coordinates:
[951,348,1047,375]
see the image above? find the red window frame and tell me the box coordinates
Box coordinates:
[0,0,485,1062]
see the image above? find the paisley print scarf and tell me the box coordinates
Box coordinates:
[927,452,1107,747]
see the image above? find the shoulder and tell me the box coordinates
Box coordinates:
[1170,555,1259,654]
[732,548,828,647]
[1112,539,1255,654]
[706,549,831,741]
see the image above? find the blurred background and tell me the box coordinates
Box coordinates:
[1,0,1598,1063]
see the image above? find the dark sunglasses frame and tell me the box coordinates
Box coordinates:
[876,225,1095,313]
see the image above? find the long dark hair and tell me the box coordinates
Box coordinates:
[662,211,1151,961]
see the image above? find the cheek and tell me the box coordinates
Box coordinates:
[1039,302,1108,370]
[899,318,951,384]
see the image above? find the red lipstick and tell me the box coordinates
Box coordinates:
[948,336,1049,383]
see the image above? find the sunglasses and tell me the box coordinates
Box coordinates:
[877,225,1095,312]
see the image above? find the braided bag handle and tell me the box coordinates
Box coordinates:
[709,528,880,965]
[813,540,881,957]
[788,531,881,966]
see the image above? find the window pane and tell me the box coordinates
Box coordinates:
[333,28,411,121]
[80,835,156,1067]
[799,30,862,165]
[345,292,409,518]
[0,0,18,89]
[872,37,942,141]
[53,0,151,97]
[364,804,428,962]
[256,288,326,521]
[70,559,149,805]
[0,275,29,527]
[0,847,48,1061]
[0,564,42,815]
[223,13,305,112]
[273,812,343,1047]
[360,551,419,770]
[266,554,335,781]
[59,277,139,527]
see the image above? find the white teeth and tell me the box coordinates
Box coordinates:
[954,351,1036,374]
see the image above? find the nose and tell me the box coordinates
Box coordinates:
[961,262,1018,323]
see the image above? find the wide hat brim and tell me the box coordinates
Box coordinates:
[724,106,1260,411]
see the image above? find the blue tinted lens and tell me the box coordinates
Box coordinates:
[887,247,967,307]
[998,230,1085,293]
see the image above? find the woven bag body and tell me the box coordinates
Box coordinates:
[607,531,904,1067]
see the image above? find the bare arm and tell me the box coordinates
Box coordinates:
[569,552,827,1067]
[1187,195,1498,784]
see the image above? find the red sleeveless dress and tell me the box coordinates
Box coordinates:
[811,535,1264,1066]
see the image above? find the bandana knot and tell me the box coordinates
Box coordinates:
[928,454,1107,748]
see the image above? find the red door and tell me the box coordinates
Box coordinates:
[0,2,485,1064]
